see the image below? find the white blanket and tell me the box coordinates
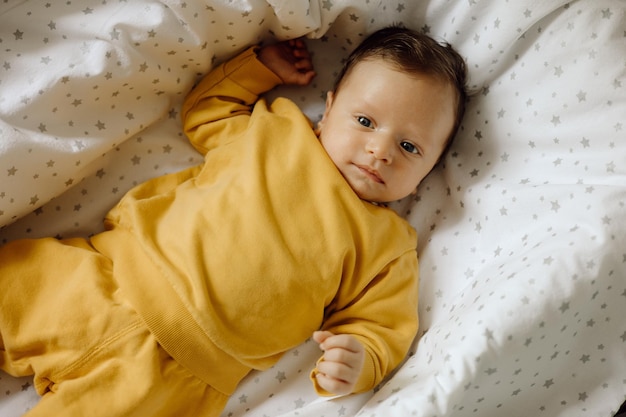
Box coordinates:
[1,0,624,416]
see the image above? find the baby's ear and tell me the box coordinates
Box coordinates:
[324,90,335,111]
[317,90,335,133]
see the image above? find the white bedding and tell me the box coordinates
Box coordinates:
[1,0,625,416]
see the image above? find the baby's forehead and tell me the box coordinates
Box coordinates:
[340,59,455,101]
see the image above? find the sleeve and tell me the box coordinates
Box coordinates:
[181,46,284,155]
[311,250,420,395]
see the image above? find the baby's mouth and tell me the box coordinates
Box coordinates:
[356,164,384,184]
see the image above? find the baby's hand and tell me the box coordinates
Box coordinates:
[312,330,365,395]
[257,39,316,86]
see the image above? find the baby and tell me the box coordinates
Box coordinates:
[0,26,467,417]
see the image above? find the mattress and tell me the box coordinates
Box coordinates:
[1,0,624,416]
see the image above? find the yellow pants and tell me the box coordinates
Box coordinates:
[0,237,227,417]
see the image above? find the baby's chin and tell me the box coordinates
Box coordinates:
[352,189,391,205]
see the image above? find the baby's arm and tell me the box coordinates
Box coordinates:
[181,39,313,155]
[310,253,419,396]
[257,39,316,86]
[312,330,365,396]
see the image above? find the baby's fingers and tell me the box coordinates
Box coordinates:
[288,38,309,54]
[294,57,313,71]
[317,333,363,353]
[312,333,365,395]
[312,330,334,345]
[316,355,360,382]
[314,368,353,396]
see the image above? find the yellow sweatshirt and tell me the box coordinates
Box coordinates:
[92,47,419,397]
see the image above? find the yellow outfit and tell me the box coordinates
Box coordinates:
[0,47,419,416]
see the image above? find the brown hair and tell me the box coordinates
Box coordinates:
[333,25,468,154]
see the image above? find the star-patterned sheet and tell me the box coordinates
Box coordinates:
[1,0,625,416]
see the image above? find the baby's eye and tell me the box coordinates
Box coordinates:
[356,116,373,128]
[401,141,419,154]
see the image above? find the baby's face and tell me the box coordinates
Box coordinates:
[318,58,456,203]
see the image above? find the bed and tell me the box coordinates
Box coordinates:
[1,0,625,416]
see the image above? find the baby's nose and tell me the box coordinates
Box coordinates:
[366,136,393,163]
